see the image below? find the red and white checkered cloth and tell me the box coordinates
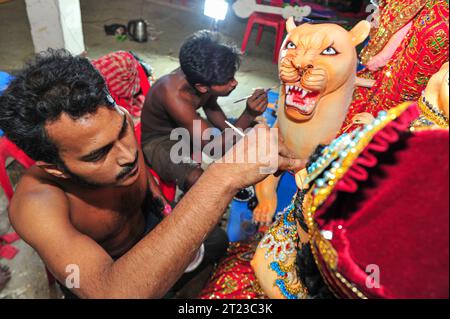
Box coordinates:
[92,51,149,117]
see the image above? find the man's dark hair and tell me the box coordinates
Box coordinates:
[179,30,242,87]
[0,49,114,165]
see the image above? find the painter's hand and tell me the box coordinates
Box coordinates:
[213,124,306,191]
[246,89,268,117]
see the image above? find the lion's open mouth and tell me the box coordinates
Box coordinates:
[284,85,320,116]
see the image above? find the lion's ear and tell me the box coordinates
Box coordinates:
[286,17,296,33]
[349,20,371,46]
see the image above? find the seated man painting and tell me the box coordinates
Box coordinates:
[140,30,269,192]
[0,49,304,299]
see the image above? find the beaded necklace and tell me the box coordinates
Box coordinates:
[416,92,449,129]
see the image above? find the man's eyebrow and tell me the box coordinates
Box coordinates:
[79,114,127,161]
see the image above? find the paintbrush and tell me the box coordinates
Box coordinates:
[233,85,279,104]
[224,120,246,137]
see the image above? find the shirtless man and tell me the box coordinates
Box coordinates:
[0,49,303,298]
[141,30,268,191]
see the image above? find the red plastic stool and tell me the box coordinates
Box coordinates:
[241,0,294,64]
[0,137,35,201]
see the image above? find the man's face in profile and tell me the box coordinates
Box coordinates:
[209,77,238,97]
[45,106,141,188]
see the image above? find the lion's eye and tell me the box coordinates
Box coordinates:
[286,41,297,49]
[321,47,338,55]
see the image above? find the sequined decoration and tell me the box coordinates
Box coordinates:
[199,238,266,299]
[258,199,308,299]
[416,91,449,128]
[341,0,449,136]
[360,0,428,65]
[259,204,297,261]
[303,102,414,299]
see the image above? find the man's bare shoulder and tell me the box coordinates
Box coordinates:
[9,167,70,241]
[149,71,183,95]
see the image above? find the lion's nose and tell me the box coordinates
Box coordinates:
[299,64,314,77]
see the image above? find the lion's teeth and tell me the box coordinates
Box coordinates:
[301,90,308,98]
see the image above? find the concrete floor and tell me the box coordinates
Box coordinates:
[0,0,279,298]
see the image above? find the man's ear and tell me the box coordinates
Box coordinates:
[116,105,134,125]
[35,161,70,179]
[286,17,296,33]
[349,20,371,46]
[115,104,129,116]
[194,84,209,94]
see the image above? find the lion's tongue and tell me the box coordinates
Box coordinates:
[291,90,320,106]
[292,93,304,105]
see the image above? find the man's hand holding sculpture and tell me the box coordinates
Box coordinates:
[212,124,306,191]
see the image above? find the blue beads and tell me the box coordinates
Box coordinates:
[316,178,325,187]
[270,262,286,277]
[275,279,300,299]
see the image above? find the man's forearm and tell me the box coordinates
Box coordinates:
[204,109,228,131]
[234,110,256,130]
[99,164,236,298]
